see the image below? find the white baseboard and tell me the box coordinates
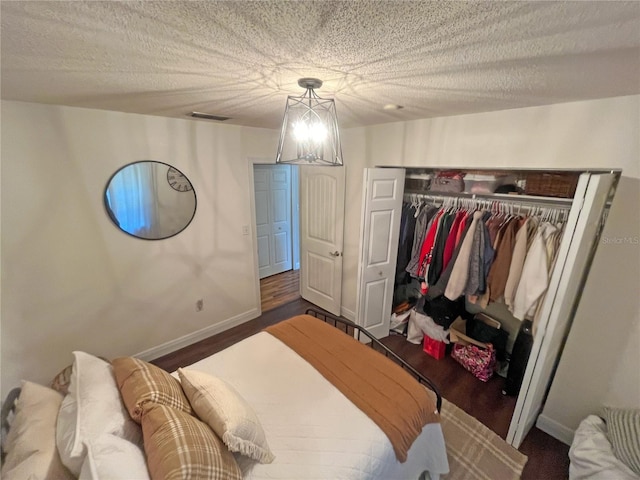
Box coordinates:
[536,414,575,446]
[340,306,355,321]
[135,308,260,362]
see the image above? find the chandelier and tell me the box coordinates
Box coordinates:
[276,78,343,166]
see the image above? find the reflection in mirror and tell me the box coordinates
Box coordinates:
[104,161,197,240]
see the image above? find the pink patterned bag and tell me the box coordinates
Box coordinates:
[451,343,496,382]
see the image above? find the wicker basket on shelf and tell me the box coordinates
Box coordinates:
[524,172,580,198]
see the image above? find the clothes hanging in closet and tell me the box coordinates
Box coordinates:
[399,195,566,324]
[445,210,485,300]
[395,203,418,285]
[404,205,439,278]
[465,211,494,298]
[486,216,522,302]
[504,217,538,309]
[511,222,561,321]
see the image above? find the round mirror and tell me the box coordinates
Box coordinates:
[104,161,197,240]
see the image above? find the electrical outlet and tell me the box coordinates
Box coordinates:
[242,225,250,235]
[196,299,204,311]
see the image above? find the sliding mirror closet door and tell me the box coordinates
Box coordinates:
[507,172,618,447]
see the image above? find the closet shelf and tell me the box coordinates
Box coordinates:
[403,190,574,208]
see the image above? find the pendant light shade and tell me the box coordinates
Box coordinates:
[276,78,343,166]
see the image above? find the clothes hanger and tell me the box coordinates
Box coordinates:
[411,194,419,210]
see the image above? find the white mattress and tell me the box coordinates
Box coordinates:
[181,331,449,479]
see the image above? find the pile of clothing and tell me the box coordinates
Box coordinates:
[406,295,508,362]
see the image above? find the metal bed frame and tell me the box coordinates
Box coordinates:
[305,307,442,413]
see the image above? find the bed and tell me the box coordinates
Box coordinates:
[569,412,640,480]
[1,309,450,480]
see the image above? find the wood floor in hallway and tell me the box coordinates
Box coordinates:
[260,269,300,312]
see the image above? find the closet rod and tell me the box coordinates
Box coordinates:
[405,193,569,223]
[403,189,573,209]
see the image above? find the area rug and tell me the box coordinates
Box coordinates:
[439,398,528,479]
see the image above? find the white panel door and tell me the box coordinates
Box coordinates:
[356,168,405,338]
[254,165,292,279]
[299,166,345,316]
[507,172,617,447]
[254,167,271,275]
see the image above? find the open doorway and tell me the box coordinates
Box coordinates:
[250,163,346,316]
[253,164,300,312]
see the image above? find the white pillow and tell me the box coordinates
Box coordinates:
[1,381,75,480]
[79,433,150,480]
[569,415,639,480]
[178,368,275,464]
[56,351,143,476]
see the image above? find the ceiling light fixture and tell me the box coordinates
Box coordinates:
[276,78,343,166]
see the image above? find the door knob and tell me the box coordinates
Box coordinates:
[329,251,341,257]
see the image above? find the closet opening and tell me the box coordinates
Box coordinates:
[357,166,620,447]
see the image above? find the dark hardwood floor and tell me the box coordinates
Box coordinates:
[152,298,569,479]
[378,334,570,480]
[152,298,314,372]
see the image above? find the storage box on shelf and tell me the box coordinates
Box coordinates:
[463,173,519,195]
[405,175,432,192]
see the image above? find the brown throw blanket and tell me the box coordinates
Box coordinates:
[265,314,440,462]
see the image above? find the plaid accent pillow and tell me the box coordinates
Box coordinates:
[112,357,193,422]
[50,364,73,395]
[604,407,640,476]
[141,403,242,480]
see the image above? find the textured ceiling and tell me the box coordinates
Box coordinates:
[2,1,639,129]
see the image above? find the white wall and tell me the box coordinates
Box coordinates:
[0,101,278,394]
[339,95,640,439]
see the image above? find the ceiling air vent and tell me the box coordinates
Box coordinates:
[189,112,231,121]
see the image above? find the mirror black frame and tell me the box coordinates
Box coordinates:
[103,160,197,240]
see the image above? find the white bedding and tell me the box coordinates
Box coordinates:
[569,415,639,480]
[180,331,449,480]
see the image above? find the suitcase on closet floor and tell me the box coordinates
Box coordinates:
[503,320,534,396]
